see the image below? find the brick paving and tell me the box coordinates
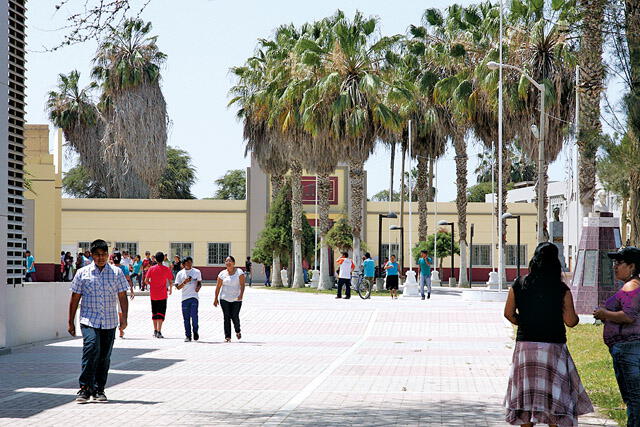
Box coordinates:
[0,287,616,426]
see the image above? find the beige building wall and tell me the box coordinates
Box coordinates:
[24,124,62,265]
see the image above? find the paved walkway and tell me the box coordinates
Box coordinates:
[0,287,615,426]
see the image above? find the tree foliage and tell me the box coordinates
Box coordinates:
[253,182,293,263]
[412,230,460,268]
[325,216,354,252]
[213,169,246,200]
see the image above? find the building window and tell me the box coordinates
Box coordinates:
[170,242,193,259]
[208,243,231,265]
[381,244,400,262]
[115,242,138,256]
[78,242,92,253]
[505,244,527,267]
[471,244,492,267]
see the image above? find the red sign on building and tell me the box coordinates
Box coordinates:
[301,176,338,205]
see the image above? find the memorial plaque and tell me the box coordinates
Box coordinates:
[583,250,598,286]
[599,252,614,287]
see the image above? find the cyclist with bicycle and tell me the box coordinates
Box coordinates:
[335,252,355,299]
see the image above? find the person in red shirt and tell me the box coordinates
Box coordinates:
[144,252,173,338]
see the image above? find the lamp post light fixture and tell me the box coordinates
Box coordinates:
[488,61,546,244]
[502,212,522,279]
[437,220,456,286]
[378,212,397,282]
[389,225,404,275]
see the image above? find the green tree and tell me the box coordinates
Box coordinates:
[325,217,354,252]
[467,181,514,203]
[213,169,246,200]
[301,212,316,266]
[412,230,460,270]
[63,165,108,198]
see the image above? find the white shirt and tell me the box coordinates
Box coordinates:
[218,268,244,302]
[121,256,133,269]
[338,258,354,279]
[175,267,202,301]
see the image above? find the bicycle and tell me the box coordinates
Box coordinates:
[351,270,372,299]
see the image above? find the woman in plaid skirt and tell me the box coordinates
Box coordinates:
[504,242,593,426]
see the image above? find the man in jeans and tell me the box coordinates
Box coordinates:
[174,257,202,342]
[335,252,355,299]
[418,250,433,300]
[68,239,129,403]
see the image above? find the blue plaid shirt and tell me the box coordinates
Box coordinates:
[71,262,129,329]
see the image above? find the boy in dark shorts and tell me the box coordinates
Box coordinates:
[144,252,173,338]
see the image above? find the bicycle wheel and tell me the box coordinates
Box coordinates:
[358,278,371,299]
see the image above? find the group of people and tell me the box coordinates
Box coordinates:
[503,242,640,427]
[68,239,247,403]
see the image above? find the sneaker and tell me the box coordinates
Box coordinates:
[421,295,425,300]
[335,296,342,299]
[427,292,431,299]
[157,332,164,339]
[193,332,199,341]
[92,390,108,403]
[75,387,91,404]
[184,337,192,342]
[153,330,158,338]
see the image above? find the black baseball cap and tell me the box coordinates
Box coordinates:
[607,247,640,265]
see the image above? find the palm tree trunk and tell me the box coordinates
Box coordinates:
[427,157,435,202]
[454,135,468,287]
[417,154,428,242]
[290,163,305,288]
[622,195,629,244]
[626,0,640,246]
[577,0,606,217]
[630,173,640,246]
[317,173,333,290]
[349,159,365,270]
[389,143,396,201]
[270,174,284,287]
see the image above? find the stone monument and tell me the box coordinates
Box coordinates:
[549,207,567,271]
[401,270,420,297]
[571,202,622,314]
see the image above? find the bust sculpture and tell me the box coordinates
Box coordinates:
[553,207,561,222]
[594,190,609,213]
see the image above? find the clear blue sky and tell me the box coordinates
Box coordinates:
[26,0,612,201]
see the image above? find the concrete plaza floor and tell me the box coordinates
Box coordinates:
[0,287,616,426]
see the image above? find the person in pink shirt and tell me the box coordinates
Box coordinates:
[144,252,173,338]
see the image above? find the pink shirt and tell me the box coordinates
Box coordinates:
[604,287,640,347]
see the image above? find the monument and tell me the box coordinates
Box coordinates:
[401,270,420,297]
[549,207,567,271]
[571,194,622,314]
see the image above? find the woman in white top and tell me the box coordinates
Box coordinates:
[214,256,245,342]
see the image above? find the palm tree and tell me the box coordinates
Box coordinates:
[92,18,168,198]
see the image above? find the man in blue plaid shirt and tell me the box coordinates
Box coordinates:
[68,239,129,403]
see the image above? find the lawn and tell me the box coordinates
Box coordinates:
[566,324,626,425]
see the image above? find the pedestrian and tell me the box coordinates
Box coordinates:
[75,251,84,272]
[68,239,129,404]
[82,250,92,267]
[172,255,182,279]
[384,255,399,299]
[594,246,640,425]
[214,256,245,342]
[131,255,143,289]
[418,250,433,300]
[121,251,133,272]
[174,257,202,342]
[59,251,65,281]
[112,252,135,338]
[264,264,271,287]
[503,242,593,426]
[335,251,354,299]
[64,251,74,281]
[141,251,153,291]
[144,252,173,338]
[109,248,119,264]
[362,252,375,288]
[245,256,252,286]
[162,254,171,269]
[25,250,36,282]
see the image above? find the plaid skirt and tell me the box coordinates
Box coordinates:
[504,341,594,426]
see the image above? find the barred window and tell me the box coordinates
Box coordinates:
[78,242,92,253]
[381,244,400,262]
[115,242,138,256]
[505,244,527,267]
[208,243,230,265]
[170,242,193,259]
[471,244,492,267]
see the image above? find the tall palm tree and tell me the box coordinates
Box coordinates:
[92,18,168,199]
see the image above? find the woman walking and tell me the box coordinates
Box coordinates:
[172,255,182,279]
[504,242,593,426]
[131,255,143,289]
[214,256,245,342]
[384,254,399,299]
[594,247,640,426]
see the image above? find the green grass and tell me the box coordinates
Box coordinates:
[566,324,626,425]
[261,285,391,296]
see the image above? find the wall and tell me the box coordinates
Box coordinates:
[5,282,69,348]
[0,0,9,350]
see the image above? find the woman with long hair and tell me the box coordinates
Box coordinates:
[214,256,245,342]
[503,242,593,426]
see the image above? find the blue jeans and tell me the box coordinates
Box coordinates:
[420,274,432,297]
[79,325,116,392]
[181,297,199,338]
[610,341,640,426]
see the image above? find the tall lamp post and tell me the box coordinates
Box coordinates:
[378,212,397,281]
[437,220,456,286]
[502,212,522,279]
[390,225,404,275]
[487,61,546,244]
[469,224,475,285]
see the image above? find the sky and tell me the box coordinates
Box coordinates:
[25,0,620,201]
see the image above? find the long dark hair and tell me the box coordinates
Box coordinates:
[521,242,568,292]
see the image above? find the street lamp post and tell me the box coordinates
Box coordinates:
[390,225,404,275]
[378,212,397,283]
[437,220,455,286]
[502,213,522,279]
[469,224,475,285]
[488,61,546,244]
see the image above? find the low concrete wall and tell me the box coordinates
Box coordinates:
[5,282,69,348]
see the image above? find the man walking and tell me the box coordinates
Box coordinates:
[141,251,153,291]
[25,250,36,282]
[174,257,202,342]
[68,239,129,403]
[418,250,433,300]
[245,257,252,287]
[144,252,173,338]
[362,252,375,287]
[335,251,355,299]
